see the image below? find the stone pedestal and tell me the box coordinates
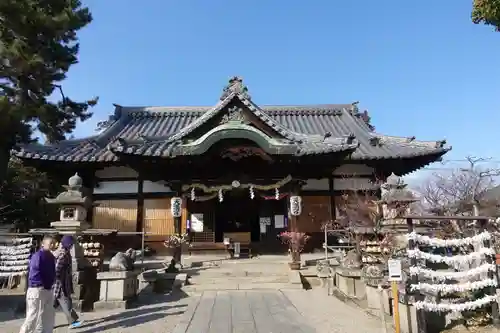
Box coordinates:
[398,302,418,333]
[71,268,98,311]
[365,284,391,315]
[335,268,366,299]
[94,271,140,310]
[138,269,187,295]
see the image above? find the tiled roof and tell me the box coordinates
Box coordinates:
[13,77,450,163]
[110,91,360,157]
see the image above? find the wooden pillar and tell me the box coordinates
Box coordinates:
[170,182,183,264]
[172,183,182,235]
[136,176,144,233]
[84,171,96,225]
[328,177,335,221]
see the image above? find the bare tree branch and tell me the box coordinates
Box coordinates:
[417,156,500,216]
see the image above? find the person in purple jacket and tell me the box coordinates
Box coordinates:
[19,235,56,333]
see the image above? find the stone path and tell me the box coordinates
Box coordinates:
[0,292,190,333]
[282,288,388,333]
[176,289,386,333]
[0,289,387,333]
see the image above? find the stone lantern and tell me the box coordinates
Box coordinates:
[45,173,92,270]
[45,173,100,310]
[378,173,420,246]
[380,173,417,220]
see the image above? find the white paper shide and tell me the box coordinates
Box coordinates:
[408,231,498,312]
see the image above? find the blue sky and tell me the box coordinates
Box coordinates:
[64,1,500,182]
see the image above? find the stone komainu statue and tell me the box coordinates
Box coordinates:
[341,249,362,269]
[109,248,136,271]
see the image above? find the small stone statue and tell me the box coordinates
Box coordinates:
[341,249,362,269]
[316,260,333,278]
[109,248,136,271]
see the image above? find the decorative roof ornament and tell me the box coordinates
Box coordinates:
[220,76,251,101]
[220,106,248,124]
[350,101,360,115]
[349,101,374,131]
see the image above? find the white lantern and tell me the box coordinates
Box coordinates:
[170,197,182,218]
[289,196,302,216]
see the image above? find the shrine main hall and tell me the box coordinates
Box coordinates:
[14,76,450,253]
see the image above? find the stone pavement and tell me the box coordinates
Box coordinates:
[0,292,191,333]
[175,289,387,333]
[282,288,388,333]
[0,289,387,333]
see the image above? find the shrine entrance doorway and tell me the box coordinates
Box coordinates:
[214,190,260,243]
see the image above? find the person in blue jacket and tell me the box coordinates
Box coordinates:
[19,235,56,333]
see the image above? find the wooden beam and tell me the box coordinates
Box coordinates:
[136,175,144,233]
[328,177,335,221]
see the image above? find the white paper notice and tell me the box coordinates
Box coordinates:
[388,259,402,282]
[274,215,285,228]
[191,213,204,232]
[260,223,267,233]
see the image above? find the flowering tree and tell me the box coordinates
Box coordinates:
[279,231,310,262]
[163,233,190,249]
[163,233,190,272]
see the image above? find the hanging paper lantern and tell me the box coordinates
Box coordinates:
[249,186,255,199]
[289,196,302,216]
[190,188,196,201]
[275,188,280,200]
[170,197,182,217]
[218,189,224,202]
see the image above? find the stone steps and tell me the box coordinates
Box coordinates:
[182,282,303,292]
[183,266,304,291]
[185,269,287,278]
[188,275,290,285]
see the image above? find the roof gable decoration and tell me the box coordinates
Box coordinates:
[109,77,361,158]
[165,76,302,144]
[220,76,251,101]
[349,101,375,132]
[145,77,255,145]
[219,106,249,125]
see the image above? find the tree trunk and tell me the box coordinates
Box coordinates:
[291,251,300,263]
